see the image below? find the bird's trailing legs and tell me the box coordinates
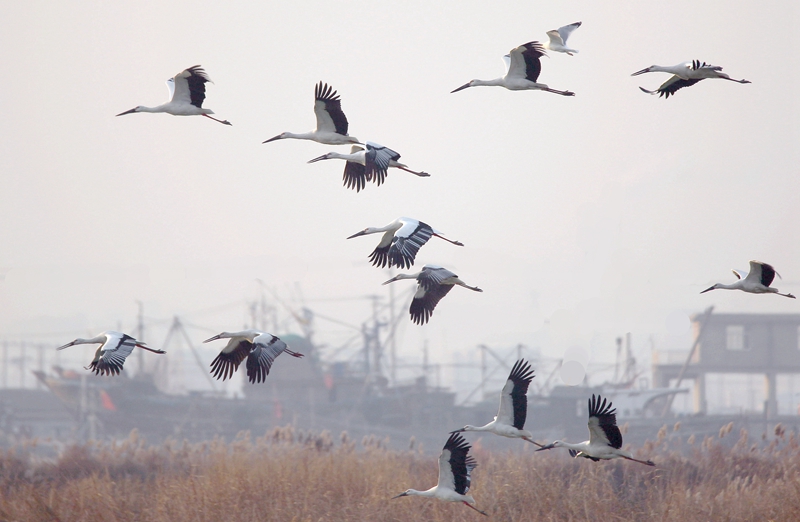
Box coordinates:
[433,233,464,247]
[135,344,167,354]
[544,87,575,96]
[522,436,544,448]
[395,165,430,177]
[623,455,656,467]
[463,502,488,516]
[203,114,232,126]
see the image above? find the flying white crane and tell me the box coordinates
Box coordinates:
[451,359,542,446]
[263,82,360,145]
[701,260,795,298]
[116,65,231,125]
[544,22,581,55]
[307,142,429,192]
[536,394,655,466]
[57,331,166,376]
[392,432,488,516]
[632,60,751,98]
[346,217,463,269]
[382,265,482,325]
[451,41,575,96]
[203,330,304,383]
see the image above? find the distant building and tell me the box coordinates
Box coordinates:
[653,313,800,419]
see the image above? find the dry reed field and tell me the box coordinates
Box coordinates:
[1,424,799,521]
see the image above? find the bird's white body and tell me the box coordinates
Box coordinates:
[544,22,581,55]
[393,433,487,516]
[701,260,795,298]
[204,329,304,383]
[538,395,655,466]
[57,330,165,376]
[543,439,639,461]
[347,217,462,269]
[452,360,540,446]
[632,60,751,98]
[397,486,476,505]
[264,82,360,145]
[116,66,231,125]
[452,41,574,96]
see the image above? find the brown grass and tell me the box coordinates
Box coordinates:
[0,425,799,521]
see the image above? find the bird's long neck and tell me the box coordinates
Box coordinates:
[327,151,361,162]
[407,488,437,498]
[466,423,493,432]
[137,105,168,113]
[556,440,588,452]
[472,78,506,87]
[715,283,742,290]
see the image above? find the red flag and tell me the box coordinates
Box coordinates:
[99,389,116,411]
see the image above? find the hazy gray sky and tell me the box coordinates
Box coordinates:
[1,1,798,395]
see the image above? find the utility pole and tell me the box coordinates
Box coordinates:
[480,345,487,401]
[389,280,397,385]
[2,341,7,389]
[137,301,145,375]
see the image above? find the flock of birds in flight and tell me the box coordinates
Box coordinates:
[53,20,792,516]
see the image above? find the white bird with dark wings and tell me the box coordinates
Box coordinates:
[632,60,751,98]
[347,217,463,269]
[392,432,487,516]
[701,260,795,298]
[382,265,482,325]
[537,394,655,466]
[57,331,166,376]
[116,65,231,125]
[451,41,575,95]
[307,142,429,192]
[263,82,360,145]
[451,359,542,446]
[203,330,304,384]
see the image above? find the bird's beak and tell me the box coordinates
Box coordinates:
[346,230,367,239]
[699,286,716,294]
[391,493,408,499]
[450,83,472,94]
[535,443,555,452]
[202,334,222,343]
[262,134,282,144]
[56,340,76,351]
[630,67,651,76]
[307,154,329,164]
[115,107,138,116]
[449,429,465,434]
[382,276,400,286]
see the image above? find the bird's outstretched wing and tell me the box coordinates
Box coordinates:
[246,334,288,383]
[387,220,434,269]
[557,22,581,45]
[496,359,535,429]
[210,340,253,381]
[747,260,779,287]
[438,433,475,495]
[640,75,702,98]
[172,65,211,108]
[365,142,401,187]
[587,394,622,449]
[91,333,138,376]
[314,82,349,135]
